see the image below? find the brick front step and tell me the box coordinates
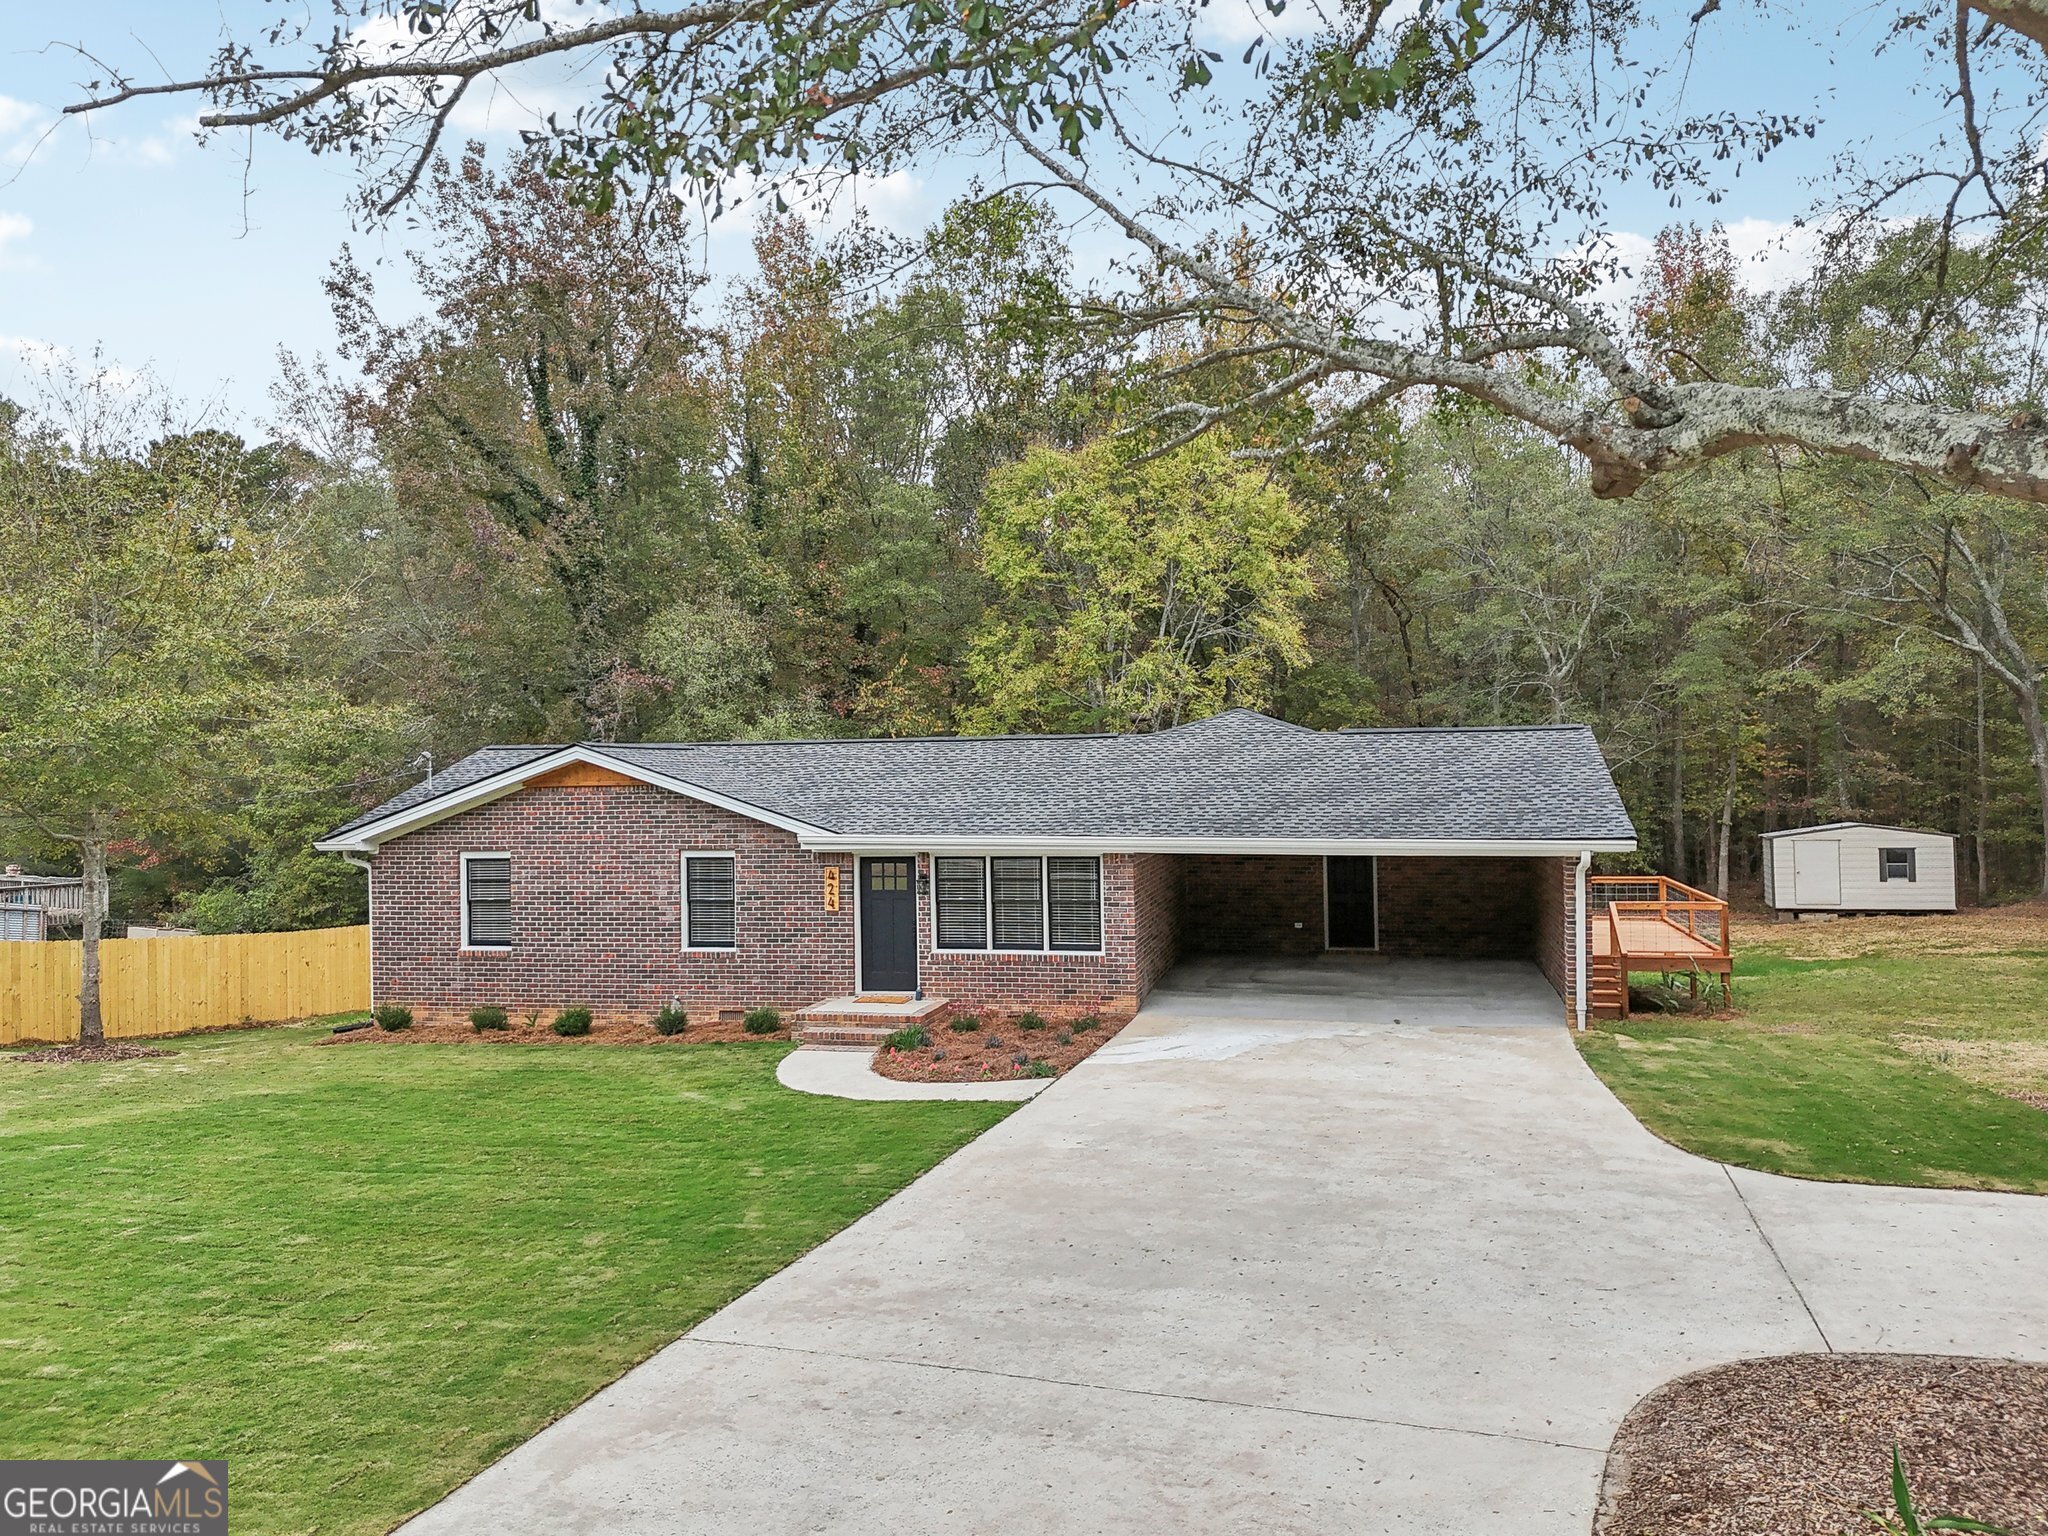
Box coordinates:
[794,1024,898,1048]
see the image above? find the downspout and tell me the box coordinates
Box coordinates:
[342,853,373,1010]
[1573,851,1591,1032]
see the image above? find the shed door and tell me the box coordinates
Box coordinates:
[1792,839,1842,907]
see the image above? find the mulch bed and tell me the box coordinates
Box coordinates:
[9,1041,178,1065]
[1597,1354,2048,1536]
[870,1009,1131,1083]
[320,1017,789,1048]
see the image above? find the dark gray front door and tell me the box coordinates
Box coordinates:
[859,857,918,993]
[1326,856,1377,949]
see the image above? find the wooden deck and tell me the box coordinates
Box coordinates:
[1585,876,1732,1020]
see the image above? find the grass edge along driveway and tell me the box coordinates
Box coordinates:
[1577,918,2048,1196]
[0,1024,1012,1535]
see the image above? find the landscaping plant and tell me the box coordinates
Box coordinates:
[1024,1059,1056,1078]
[468,1006,509,1033]
[1862,1445,2008,1535]
[1072,1016,1100,1033]
[884,1024,931,1051]
[373,1005,413,1033]
[551,1007,593,1037]
[948,1013,982,1033]
[1013,1011,1047,1032]
[652,1005,687,1036]
[742,1007,782,1035]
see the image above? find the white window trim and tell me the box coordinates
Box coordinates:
[681,851,739,952]
[930,853,1106,957]
[459,851,512,952]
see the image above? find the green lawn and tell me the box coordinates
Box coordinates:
[1578,918,2048,1194]
[0,1024,1010,1534]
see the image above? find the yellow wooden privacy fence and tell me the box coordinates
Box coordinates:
[0,925,370,1044]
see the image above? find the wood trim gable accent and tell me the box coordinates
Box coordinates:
[523,761,642,790]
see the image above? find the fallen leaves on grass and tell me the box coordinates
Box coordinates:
[1596,1355,2048,1536]
[1898,1035,2048,1112]
[1748,904,2048,961]
[10,1042,176,1065]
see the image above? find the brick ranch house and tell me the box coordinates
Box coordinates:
[316,709,1638,1028]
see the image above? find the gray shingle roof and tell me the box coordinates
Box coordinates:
[325,709,1636,846]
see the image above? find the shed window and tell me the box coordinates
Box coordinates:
[683,854,737,948]
[462,855,512,948]
[935,857,989,948]
[1879,847,1917,883]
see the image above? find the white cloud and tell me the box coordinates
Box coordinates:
[0,212,30,252]
[1720,216,1825,294]
[1196,0,1343,45]
[0,95,41,137]
[697,166,931,245]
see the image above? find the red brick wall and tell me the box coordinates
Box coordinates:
[1130,853,1184,993]
[1375,856,1538,960]
[916,852,1149,1015]
[369,783,855,1023]
[1532,856,1578,1015]
[369,784,1160,1021]
[1181,854,1325,954]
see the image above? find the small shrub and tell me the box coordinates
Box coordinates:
[652,1005,688,1036]
[1056,1027,1074,1045]
[1024,1058,1057,1078]
[1013,1011,1048,1032]
[743,1006,783,1035]
[1011,1050,1030,1066]
[983,1033,1003,1050]
[885,1023,931,1051]
[551,1007,593,1037]
[947,1013,982,1034]
[1071,1015,1101,1033]
[469,1005,509,1033]
[521,1009,543,1030]
[932,1047,948,1062]
[373,1004,413,1032]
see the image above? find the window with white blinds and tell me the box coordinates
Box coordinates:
[932,855,1102,953]
[990,857,1044,949]
[935,857,988,948]
[462,855,511,948]
[1046,857,1103,951]
[683,854,737,949]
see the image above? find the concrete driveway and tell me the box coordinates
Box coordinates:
[400,959,2048,1535]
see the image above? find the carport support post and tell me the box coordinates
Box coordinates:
[1573,851,1590,1032]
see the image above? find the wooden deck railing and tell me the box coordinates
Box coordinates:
[1587,875,1730,957]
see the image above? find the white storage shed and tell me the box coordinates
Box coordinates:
[1760,822,1958,915]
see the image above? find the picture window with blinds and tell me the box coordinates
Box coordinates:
[682,854,738,949]
[461,854,512,949]
[932,855,1102,953]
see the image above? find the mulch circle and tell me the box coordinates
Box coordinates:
[10,1041,177,1065]
[1596,1354,2048,1536]
[871,1010,1131,1083]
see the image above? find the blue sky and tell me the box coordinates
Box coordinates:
[0,2,1964,429]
